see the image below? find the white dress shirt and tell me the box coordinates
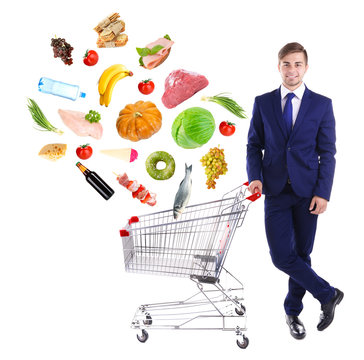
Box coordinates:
[280,83,306,127]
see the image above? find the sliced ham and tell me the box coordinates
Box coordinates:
[142,37,174,70]
[143,53,169,70]
[58,109,103,139]
[145,38,173,56]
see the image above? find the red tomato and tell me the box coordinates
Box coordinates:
[138,79,155,95]
[83,50,99,66]
[76,144,93,159]
[219,121,236,136]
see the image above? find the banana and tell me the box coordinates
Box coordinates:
[98,64,128,95]
[103,71,131,107]
[99,94,104,106]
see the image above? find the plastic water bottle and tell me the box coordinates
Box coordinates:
[38,77,86,101]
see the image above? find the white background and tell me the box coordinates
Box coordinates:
[1,0,363,358]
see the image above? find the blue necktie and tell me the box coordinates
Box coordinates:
[283,92,295,136]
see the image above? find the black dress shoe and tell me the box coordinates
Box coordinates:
[317,288,344,331]
[286,315,306,339]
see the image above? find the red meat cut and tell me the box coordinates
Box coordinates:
[161,69,209,109]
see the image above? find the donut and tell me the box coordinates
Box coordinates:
[145,151,175,180]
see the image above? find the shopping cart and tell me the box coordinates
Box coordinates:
[119,183,261,348]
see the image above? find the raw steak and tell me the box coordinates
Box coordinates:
[161,69,209,109]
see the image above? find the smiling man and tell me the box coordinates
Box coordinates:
[246,42,343,339]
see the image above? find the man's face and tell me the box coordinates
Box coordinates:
[278,52,308,90]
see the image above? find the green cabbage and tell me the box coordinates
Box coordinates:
[171,107,215,149]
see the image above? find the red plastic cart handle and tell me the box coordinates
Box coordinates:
[243,181,261,201]
[129,216,139,224]
[120,229,129,237]
[120,217,139,237]
[246,192,261,202]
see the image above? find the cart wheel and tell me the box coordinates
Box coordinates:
[143,314,152,325]
[236,335,249,349]
[235,304,246,316]
[136,329,149,343]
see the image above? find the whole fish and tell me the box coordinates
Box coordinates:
[173,164,192,219]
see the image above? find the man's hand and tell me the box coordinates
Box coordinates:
[248,180,262,194]
[309,196,328,215]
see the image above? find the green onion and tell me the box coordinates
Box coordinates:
[201,93,247,119]
[27,98,63,134]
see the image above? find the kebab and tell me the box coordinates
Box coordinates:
[115,172,157,206]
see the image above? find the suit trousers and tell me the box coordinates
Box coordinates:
[264,184,335,315]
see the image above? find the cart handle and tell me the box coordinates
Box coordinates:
[246,192,261,202]
[243,182,262,202]
[120,229,129,237]
[129,216,139,224]
[119,216,139,237]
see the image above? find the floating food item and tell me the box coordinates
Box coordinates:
[200,146,228,189]
[98,64,133,107]
[94,13,128,48]
[116,101,162,142]
[100,148,138,162]
[38,144,67,161]
[93,13,120,33]
[27,98,63,135]
[115,173,157,206]
[137,35,173,69]
[99,20,125,41]
[83,50,99,66]
[96,33,128,48]
[76,144,93,160]
[58,109,103,139]
[162,69,208,109]
[173,164,192,220]
[219,121,236,136]
[145,151,175,180]
[138,79,155,95]
[201,93,247,119]
[50,36,73,65]
[171,107,215,149]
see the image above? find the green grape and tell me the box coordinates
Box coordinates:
[200,146,228,189]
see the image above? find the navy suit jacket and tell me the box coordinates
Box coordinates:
[246,86,336,200]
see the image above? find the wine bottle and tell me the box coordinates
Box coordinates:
[76,162,114,200]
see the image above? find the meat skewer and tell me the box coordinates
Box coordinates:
[114,172,157,206]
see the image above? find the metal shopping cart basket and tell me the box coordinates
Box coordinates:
[119,183,261,349]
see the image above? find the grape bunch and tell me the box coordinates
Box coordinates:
[51,37,74,65]
[200,146,228,189]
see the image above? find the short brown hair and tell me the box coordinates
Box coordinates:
[278,42,308,64]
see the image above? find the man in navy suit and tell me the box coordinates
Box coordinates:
[246,42,343,339]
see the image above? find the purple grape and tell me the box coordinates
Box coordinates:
[51,36,73,65]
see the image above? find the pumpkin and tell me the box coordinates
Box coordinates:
[116,101,162,142]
